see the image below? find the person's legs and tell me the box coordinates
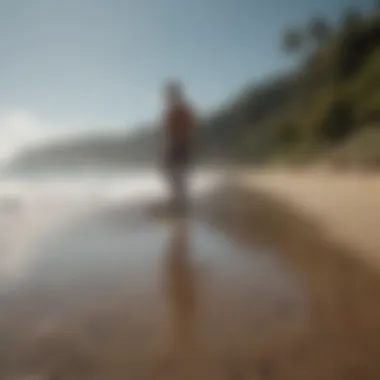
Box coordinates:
[171,159,188,211]
[169,164,186,210]
[165,142,191,212]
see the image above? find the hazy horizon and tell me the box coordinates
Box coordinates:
[0,0,374,160]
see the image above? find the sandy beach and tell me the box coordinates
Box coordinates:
[237,170,380,268]
[0,170,380,379]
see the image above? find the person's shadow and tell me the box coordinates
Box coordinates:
[164,218,197,357]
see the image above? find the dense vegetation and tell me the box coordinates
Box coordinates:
[202,5,380,168]
[8,5,380,172]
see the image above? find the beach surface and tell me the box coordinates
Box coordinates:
[0,170,380,379]
[237,170,380,266]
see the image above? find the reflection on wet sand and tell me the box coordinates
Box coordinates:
[2,184,380,379]
[0,196,308,379]
[164,218,197,355]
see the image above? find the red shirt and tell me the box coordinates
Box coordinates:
[165,103,194,144]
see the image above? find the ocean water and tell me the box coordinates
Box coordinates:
[0,167,223,286]
[0,167,221,204]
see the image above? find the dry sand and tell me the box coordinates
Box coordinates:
[237,170,380,268]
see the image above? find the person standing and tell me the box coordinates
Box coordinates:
[161,81,196,212]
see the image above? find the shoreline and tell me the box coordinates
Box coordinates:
[234,170,380,268]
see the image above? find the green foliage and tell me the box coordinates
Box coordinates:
[356,92,380,124]
[336,18,380,81]
[330,127,380,170]
[344,49,380,101]
[256,7,380,167]
[219,7,380,169]
[273,118,302,146]
[317,98,355,144]
[340,7,363,31]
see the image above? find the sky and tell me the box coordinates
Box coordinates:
[0,0,375,158]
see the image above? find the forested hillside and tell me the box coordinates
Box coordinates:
[204,5,380,167]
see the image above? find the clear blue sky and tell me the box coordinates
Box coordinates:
[0,0,375,140]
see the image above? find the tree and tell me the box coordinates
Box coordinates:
[341,7,362,31]
[308,17,332,47]
[276,120,300,146]
[318,99,355,143]
[281,28,304,55]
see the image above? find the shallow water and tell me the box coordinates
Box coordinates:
[0,171,308,379]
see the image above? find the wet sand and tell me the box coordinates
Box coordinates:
[203,185,380,379]
[0,183,380,379]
